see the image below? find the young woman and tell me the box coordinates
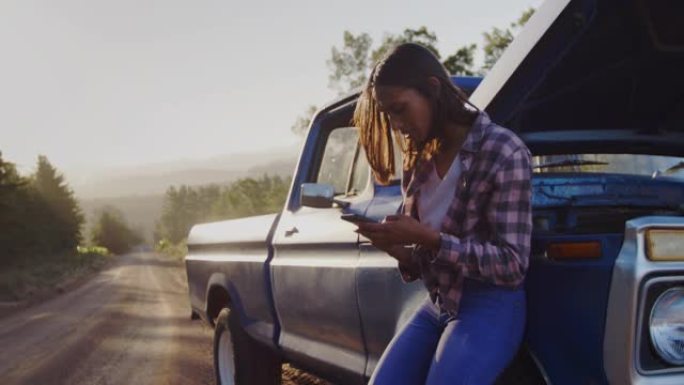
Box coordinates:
[353,43,533,385]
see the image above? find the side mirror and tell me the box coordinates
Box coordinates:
[300,183,335,208]
[300,183,350,209]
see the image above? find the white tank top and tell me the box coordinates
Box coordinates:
[417,155,461,231]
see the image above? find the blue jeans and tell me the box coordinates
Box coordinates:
[369,279,526,385]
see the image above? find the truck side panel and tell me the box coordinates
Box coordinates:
[185,213,280,348]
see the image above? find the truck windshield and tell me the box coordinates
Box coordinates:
[532,154,684,180]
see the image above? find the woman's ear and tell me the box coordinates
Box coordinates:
[427,76,441,99]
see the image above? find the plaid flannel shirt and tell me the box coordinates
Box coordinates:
[397,111,533,316]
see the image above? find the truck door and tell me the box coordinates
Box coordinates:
[271,123,371,385]
[354,144,429,379]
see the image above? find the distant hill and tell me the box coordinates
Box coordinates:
[75,144,301,243]
[74,168,246,199]
[247,157,298,177]
[71,143,301,199]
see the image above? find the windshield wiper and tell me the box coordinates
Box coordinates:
[652,161,684,178]
[663,161,684,174]
[533,160,609,170]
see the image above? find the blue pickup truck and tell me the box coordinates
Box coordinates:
[185,0,684,384]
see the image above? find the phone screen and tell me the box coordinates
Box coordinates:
[340,213,376,223]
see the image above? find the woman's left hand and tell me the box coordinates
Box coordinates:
[355,214,439,249]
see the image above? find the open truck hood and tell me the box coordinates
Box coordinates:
[470,0,684,156]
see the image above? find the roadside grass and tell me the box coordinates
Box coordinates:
[0,246,113,302]
[155,238,187,261]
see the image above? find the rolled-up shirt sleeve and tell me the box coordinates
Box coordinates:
[431,147,533,287]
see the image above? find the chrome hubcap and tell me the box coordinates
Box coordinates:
[218,329,236,385]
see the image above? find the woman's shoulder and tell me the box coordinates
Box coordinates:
[479,116,531,160]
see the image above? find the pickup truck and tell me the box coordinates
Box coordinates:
[185,0,684,384]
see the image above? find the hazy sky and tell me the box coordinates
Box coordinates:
[1,0,541,179]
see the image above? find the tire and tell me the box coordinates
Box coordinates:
[213,307,282,385]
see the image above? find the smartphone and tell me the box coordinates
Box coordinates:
[340,213,377,224]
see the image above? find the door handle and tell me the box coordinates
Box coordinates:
[284,226,299,237]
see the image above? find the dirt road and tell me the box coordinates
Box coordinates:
[0,252,328,385]
[0,253,214,385]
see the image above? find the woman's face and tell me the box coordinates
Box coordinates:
[373,85,433,143]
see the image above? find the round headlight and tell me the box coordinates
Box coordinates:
[650,287,684,365]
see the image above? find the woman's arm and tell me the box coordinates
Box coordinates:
[390,244,420,283]
[420,147,533,287]
[358,147,531,286]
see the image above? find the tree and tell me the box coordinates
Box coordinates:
[370,26,441,65]
[31,155,84,252]
[294,10,535,139]
[155,175,293,245]
[0,152,25,193]
[482,8,535,72]
[0,152,32,262]
[325,26,484,97]
[209,174,292,220]
[91,207,142,255]
[327,31,373,95]
[291,105,318,136]
[156,185,197,244]
[326,27,444,97]
[443,44,477,76]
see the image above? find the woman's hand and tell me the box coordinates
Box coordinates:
[354,214,441,251]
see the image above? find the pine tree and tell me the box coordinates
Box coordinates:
[0,152,41,262]
[91,207,142,254]
[31,155,84,253]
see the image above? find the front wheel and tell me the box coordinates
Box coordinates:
[213,307,281,385]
